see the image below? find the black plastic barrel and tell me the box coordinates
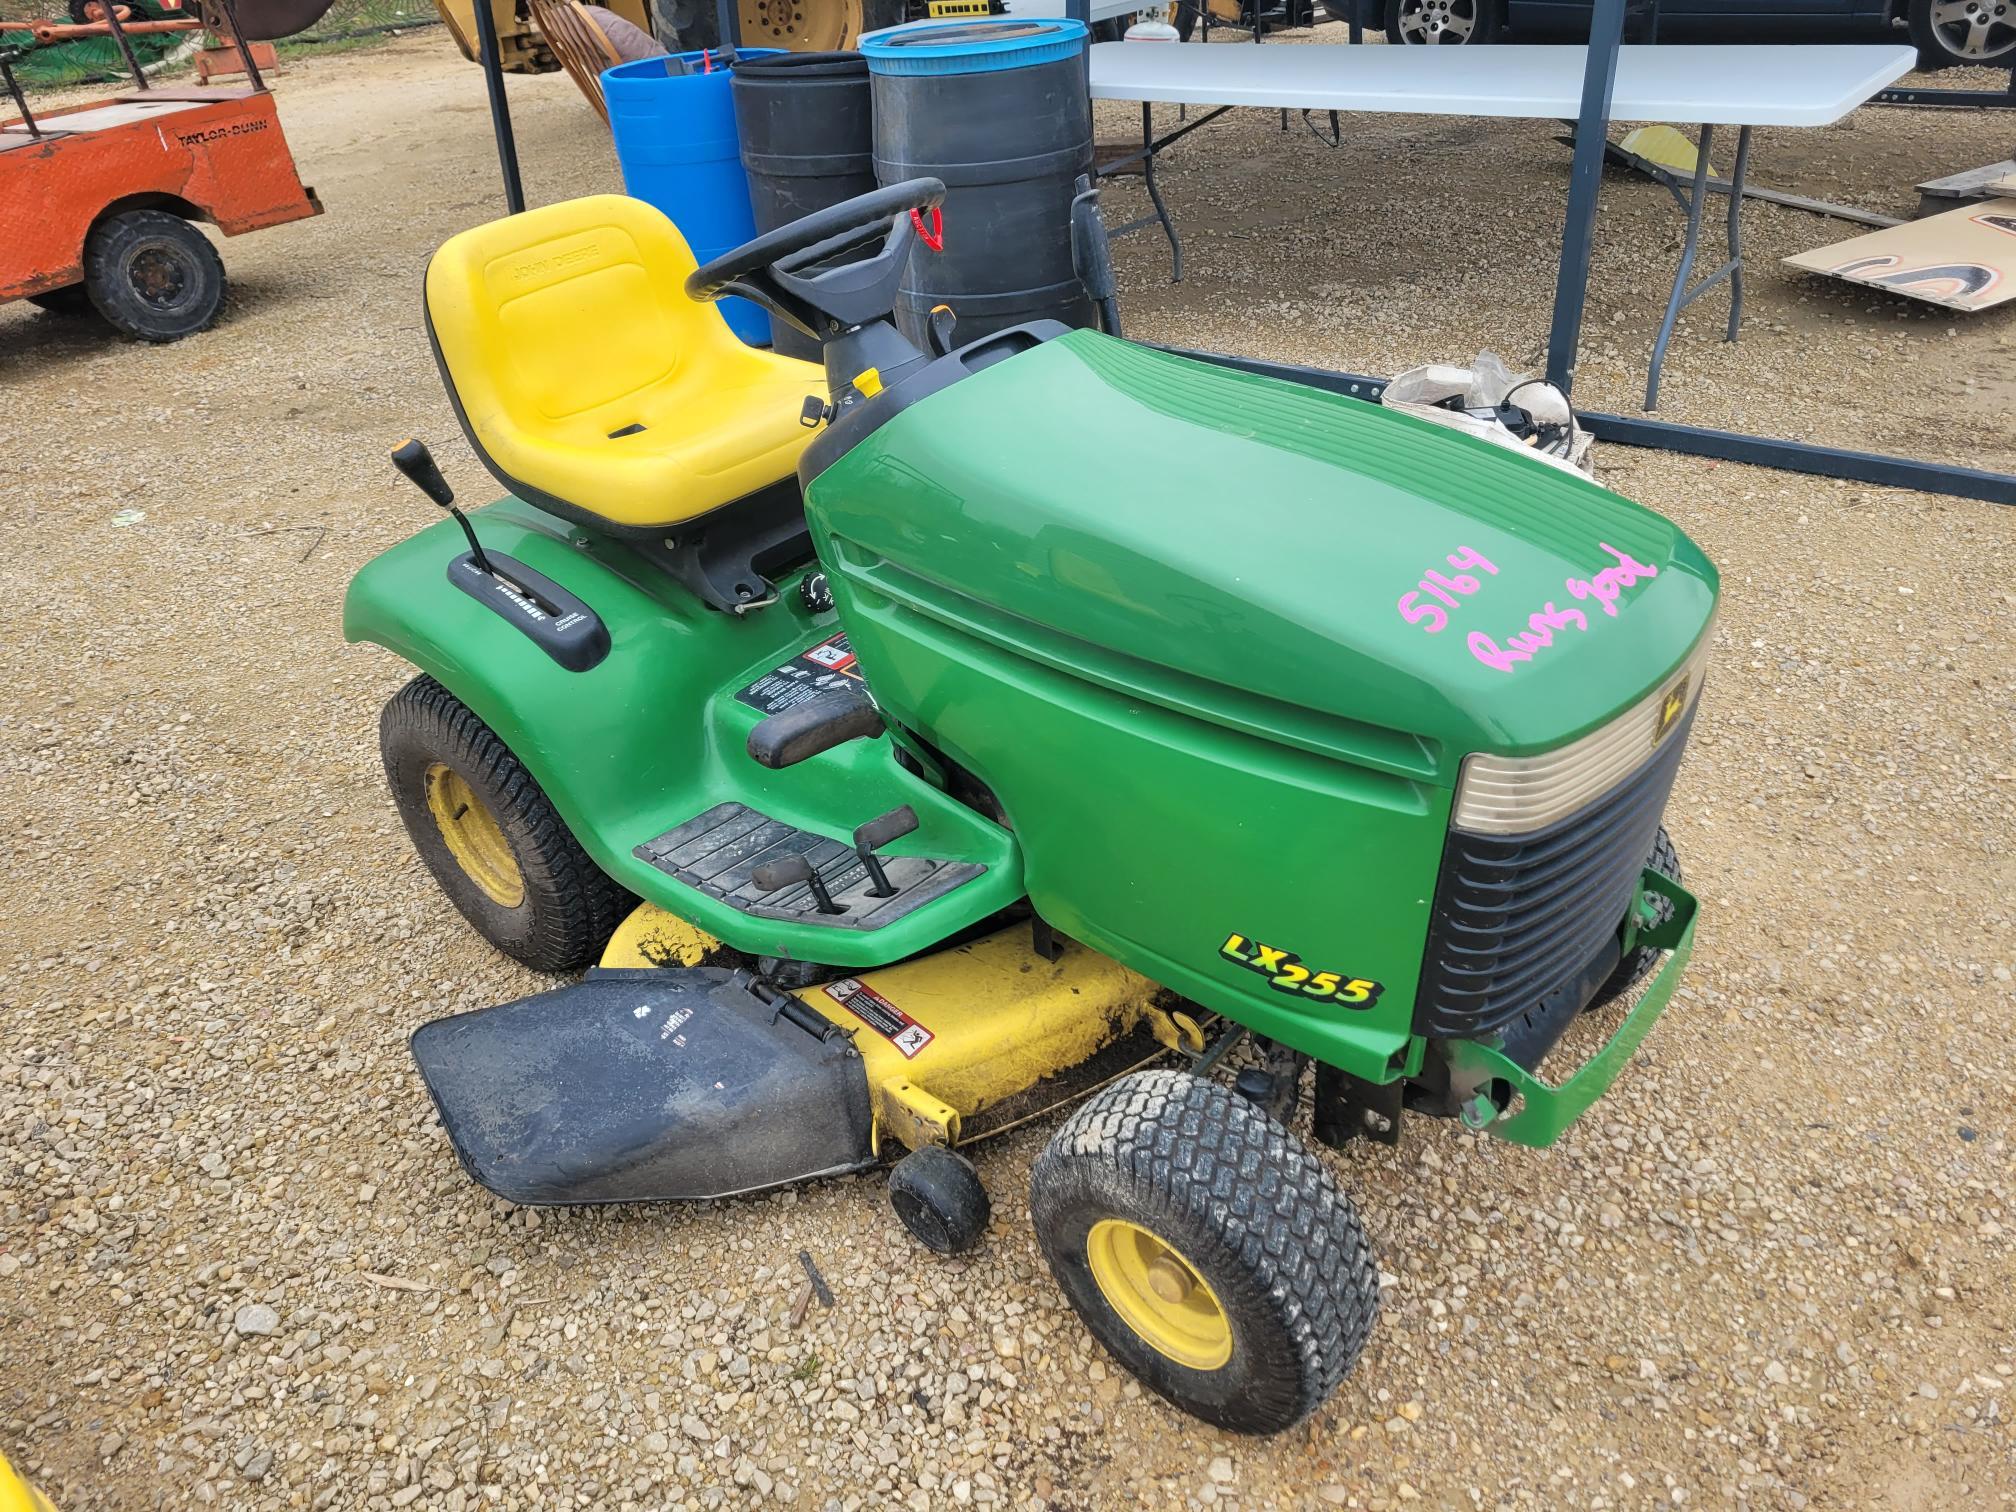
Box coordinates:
[732,51,877,359]
[860,19,1094,348]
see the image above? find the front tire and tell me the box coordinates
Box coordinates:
[379,676,634,972]
[83,209,226,343]
[1907,0,2016,68]
[1029,1069,1379,1434]
[1384,0,1499,44]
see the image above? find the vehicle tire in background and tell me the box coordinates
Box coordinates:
[82,209,225,343]
[1029,1069,1380,1435]
[1384,0,1499,44]
[662,0,718,50]
[380,675,635,972]
[722,0,905,50]
[25,285,96,317]
[1907,0,2016,68]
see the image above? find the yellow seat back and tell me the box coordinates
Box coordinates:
[424,195,824,530]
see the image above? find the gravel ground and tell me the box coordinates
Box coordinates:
[2,30,2014,1512]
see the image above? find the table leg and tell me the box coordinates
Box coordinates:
[1725,125,1751,342]
[1140,101,1184,283]
[1645,122,1715,413]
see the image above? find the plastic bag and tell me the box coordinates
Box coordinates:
[1383,351,1592,478]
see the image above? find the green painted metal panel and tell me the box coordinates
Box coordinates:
[804,330,1718,1083]
[809,330,1719,770]
[342,499,1023,967]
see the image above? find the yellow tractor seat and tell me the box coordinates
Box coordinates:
[423,194,826,535]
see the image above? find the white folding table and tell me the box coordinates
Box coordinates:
[1089,42,1918,406]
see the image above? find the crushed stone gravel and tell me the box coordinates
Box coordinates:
[2,26,2013,1512]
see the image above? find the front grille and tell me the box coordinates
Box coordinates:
[1414,707,1695,1040]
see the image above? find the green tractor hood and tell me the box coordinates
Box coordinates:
[808,331,1719,781]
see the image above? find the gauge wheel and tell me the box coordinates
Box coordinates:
[1029,1069,1380,1435]
[888,1145,991,1254]
[736,0,902,50]
[1908,0,2016,67]
[1384,0,1498,44]
[380,675,634,972]
[82,209,225,343]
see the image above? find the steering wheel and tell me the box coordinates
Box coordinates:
[686,177,946,342]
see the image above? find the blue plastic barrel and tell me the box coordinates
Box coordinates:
[603,50,783,346]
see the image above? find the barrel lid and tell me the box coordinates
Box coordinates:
[730,49,867,78]
[858,18,1086,75]
[604,47,784,91]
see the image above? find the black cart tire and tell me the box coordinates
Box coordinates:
[380,675,634,972]
[1029,1069,1379,1434]
[1906,0,2016,68]
[82,209,226,343]
[888,1145,991,1254]
[1384,0,1499,44]
[26,285,95,317]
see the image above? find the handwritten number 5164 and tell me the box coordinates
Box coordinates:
[1397,546,1499,634]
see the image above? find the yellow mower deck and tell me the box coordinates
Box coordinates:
[601,905,1202,1155]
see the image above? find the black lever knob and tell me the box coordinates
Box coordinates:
[926,303,957,358]
[392,437,497,578]
[391,438,454,508]
[852,805,919,898]
[751,853,843,915]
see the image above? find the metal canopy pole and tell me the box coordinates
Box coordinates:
[1543,0,1628,396]
[472,0,525,214]
[99,0,149,89]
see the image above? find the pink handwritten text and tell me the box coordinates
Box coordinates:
[1465,543,1660,674]
[1397,546,1500,634]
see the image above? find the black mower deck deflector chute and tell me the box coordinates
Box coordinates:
[411,967,876,1205]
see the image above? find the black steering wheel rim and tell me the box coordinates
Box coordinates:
[685,177,946,305]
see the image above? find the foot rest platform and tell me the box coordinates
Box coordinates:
[634,802,985,931]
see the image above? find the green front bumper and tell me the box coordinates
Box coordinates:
[1443,869,1698,1148]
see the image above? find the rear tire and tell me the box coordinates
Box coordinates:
[1384,0,1499,44]
[1029,1069,1379,1434]
[379,675,634,972]
[83,209,225,343]
[1907,0,2016,69]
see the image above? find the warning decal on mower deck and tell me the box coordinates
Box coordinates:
[823,977,933,1059]
[735,633,864,717]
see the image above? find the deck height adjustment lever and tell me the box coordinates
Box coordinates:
[752,853,844,915]
[852,805,918,898]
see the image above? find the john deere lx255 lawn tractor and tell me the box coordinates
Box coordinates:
[345,179,1717,1433]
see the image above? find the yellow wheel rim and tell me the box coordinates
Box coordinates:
[1085,1218,1232,1372]
[425,763,525,909]
[739,0,861,50]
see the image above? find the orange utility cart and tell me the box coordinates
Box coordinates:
[1,74,321,340]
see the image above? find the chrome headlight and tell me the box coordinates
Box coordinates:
[1452,630,1713,836]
